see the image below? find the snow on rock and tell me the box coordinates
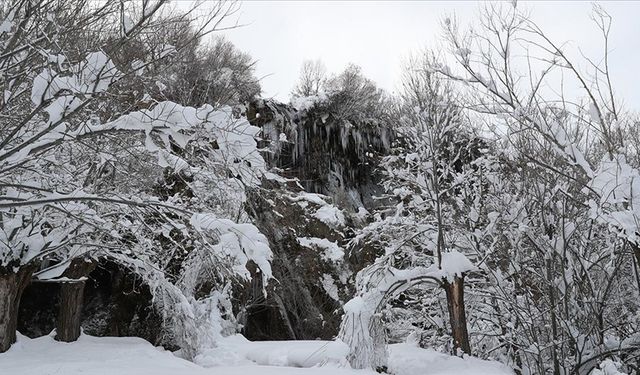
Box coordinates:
[290,93,328,112]
[298,237,344,262]
[290,192,330,207]
[313,205,345,227]
[321,273,341,301]
[288,192,346,227]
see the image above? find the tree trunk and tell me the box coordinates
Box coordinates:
[56,257,96,342]
[56,282,86,342]
[0,265,37,353]
[443,275,471,355]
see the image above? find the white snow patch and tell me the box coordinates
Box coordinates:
[321,273,341,301]
[298,237,344,263]
[290,192,329,206]
[290,93,328,112]
[440,250,476,280]
[313,205,345,227]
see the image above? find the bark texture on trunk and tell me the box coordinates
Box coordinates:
[56,257,96,342]
[0,264,37,353]
[443,275,471,355]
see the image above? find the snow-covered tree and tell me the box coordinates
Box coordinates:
[337,53,492,369]
[433,3,640,373]
[0,0,272,357]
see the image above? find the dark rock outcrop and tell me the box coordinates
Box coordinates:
[247,99,392,211]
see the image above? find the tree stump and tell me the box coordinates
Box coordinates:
[56,257,96,342]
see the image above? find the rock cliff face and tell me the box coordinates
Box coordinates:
[238,99,394,340]
[247,99,392,211]
[240,184,351,340]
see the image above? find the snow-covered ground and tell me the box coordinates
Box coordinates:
[0,332,513,375]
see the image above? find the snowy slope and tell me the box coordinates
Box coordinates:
[0,333,513,375]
